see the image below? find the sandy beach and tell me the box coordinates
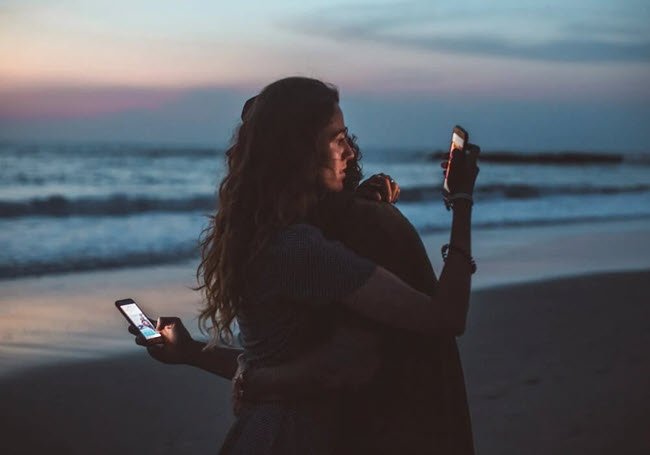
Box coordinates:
[463,271,650,454]
[1,269,648,454]
[1,219,649,454]
[3,1,648,453]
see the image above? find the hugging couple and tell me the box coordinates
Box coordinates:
[129,76,479,454]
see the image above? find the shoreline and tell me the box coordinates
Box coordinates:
[3,215,649,285]
[1,217,650,378]
[1,270,648,454]
[1,266,648,383]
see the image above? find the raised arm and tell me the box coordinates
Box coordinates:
[342,144,478,336]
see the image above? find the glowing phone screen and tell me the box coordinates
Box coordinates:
[444,131,466,192]
[121,303,160,340]
[451,132,465,153]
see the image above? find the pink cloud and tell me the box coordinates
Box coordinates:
[0,86,186,120]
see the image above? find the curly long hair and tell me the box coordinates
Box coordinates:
[196,77,342,345]
[343,133,362,190]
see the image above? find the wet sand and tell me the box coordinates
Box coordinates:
[1,270,648,454]
[461,270,650,454]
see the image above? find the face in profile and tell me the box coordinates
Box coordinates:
[317,105,354,192]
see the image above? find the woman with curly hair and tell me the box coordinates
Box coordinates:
[131,76,479,454]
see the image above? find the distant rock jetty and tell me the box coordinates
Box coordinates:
[430,151,624,164]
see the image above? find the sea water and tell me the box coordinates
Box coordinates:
[1,142,650,280]
[1,141,650,375]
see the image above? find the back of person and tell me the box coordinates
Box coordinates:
[312,191,474,454]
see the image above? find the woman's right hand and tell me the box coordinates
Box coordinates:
[128,316,198,365]
[357,173,400,203]
[442,143,480,195]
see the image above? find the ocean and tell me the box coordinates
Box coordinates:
[2,142,650,280]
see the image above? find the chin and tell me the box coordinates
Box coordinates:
[320,173,345,192]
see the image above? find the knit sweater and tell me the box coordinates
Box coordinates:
[237,223,376,367]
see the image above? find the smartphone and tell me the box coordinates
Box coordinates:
[443,125,469,193]
[115,298,163,345]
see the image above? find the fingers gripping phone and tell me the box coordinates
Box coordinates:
[115,298,163,345]
[443,125,468,193]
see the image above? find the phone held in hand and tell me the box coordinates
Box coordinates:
[443,125,469,194]
[115,298,163,345]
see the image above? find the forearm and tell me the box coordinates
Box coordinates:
[185,340,242,380]
[449,200,472,254]
[246,324,380,400]
[247,358,324,400]
[436,200,473,334]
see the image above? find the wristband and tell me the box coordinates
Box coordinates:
[443,193,473,211]
[441,243,477,274]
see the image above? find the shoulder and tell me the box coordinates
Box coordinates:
[259,222,377,302]
[273,223,327,251]
[349,196,408,225]
[317,194,417,245]
[266,223,336,267]
[277,223,324,240]
[272,222,376,275]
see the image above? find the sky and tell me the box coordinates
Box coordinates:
[1,0,649,150]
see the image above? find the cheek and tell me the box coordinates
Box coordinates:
[326,146,338,164]
[318,167,331,183]
[318,167,344,191]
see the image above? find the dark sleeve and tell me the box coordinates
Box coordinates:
[264,223,377,306]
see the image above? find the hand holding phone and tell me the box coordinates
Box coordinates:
[117,299,198,364]
[442,126,481,199]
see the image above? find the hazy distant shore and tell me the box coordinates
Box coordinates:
[1,270,648,454]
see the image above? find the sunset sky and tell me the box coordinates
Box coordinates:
[1,0,648,149]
